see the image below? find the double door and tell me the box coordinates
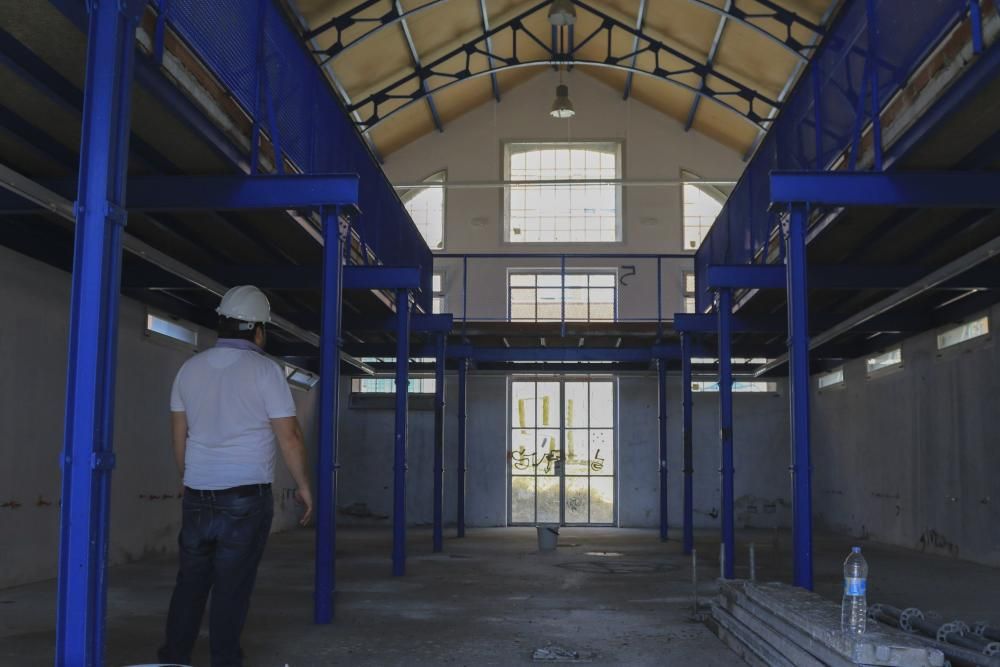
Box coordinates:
[509,378,616,526]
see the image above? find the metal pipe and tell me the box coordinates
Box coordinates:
[432,333,446,553]
[456,358,468,538]
[718,288,735,579]
[392,178,737,190]
[56,4,137,663]
[749,542,756,582]
[786,204,814,590]
[392,289,410,576]
[657,357,669,541]
[681,332,694,555]
[313,208,345,624]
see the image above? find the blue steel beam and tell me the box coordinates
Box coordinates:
[657,357,669,541]
[786,205,814,590]
[680,332,694,555]
[122,174,359,211]
[456,358,468,538]
[467,346,678,363]
[717,289,735,580]
[56,2,139,664]
[771,171,1000,207]
[674,312,929,335]
[432,333,446,552]
[703,264,1000,290]
[393,289,411,576]
[314,208,346,624]
[343,266,421,290]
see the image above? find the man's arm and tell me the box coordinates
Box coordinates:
[271,416,314,526]
[171,411,187,480]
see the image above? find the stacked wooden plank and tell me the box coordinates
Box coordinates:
[709,580,946,667]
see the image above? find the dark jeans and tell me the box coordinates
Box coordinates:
[158,487,273,667]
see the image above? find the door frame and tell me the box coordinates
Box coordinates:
[506,374,619,527]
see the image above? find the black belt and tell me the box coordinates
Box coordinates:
[184,483,271,498]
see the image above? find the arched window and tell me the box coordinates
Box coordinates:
[505,142,622,243]
[401,170,445,250]
[682,169,729,251]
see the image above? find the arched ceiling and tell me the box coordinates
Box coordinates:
[283,0,839,158]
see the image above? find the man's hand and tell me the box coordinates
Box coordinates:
[295,487,314,526]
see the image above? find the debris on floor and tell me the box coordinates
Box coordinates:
[532,644,586,662]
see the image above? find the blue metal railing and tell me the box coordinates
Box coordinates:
[160,0,434,310]
[693,0,975,312]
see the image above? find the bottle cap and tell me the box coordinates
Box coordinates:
[852,546,861,553]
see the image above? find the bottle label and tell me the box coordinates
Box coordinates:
[844,576,867,596]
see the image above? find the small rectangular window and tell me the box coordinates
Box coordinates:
[682,170,727,251]
[817,368,845,390]
[936,315,989,350]
[352,377,436,394]
[146,312,198,347]
[691,381,776,393]
[682,271,697,314]
[432,272,445,314]
[402,171,445,249]
[508,271,617,322]
[866,348,902,376]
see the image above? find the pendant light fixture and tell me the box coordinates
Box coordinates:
[550,82,575,119]
[547,0,576,26]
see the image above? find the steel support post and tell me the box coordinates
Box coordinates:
[786,205,814,589]
[717,288,735,579]
[432,333,446,552]
[657,357,669,541]
[456,358,468,538]
[56,3,138,664]
[314,208,346,624]
[392,289,411,576]
[681,332,694,555]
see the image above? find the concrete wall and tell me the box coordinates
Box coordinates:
[0,246,319,588]
[382,72,745,321]
[336,374,792,531]
[811,305,1000,567]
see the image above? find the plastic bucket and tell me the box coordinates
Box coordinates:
[537,525,559,551]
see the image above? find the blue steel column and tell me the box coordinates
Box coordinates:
[393,289,411,576]
[681,332,694,555]
[456,358,468,537]
[314,208,346,624]
[786,205,814,589]
[717,289,735,579]
[432,333,446,552]
[56,3,138,665]
[657,357,669,541]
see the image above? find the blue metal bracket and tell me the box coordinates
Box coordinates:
[90,451,117,471]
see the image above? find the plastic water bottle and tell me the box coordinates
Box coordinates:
[841,546,868,636]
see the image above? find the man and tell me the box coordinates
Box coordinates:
[158,285,313,667]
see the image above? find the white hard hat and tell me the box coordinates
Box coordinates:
[216,285,271,324]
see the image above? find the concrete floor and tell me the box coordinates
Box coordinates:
[1,527,998,666]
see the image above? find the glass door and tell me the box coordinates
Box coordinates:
[509,378,616,526]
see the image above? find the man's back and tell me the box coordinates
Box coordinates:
[170,344,295,490]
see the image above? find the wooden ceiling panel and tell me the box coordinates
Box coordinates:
[369,100,437,154]
[331,36,414,102]
[288,0,841,160]
[690,96,760,153]
[629,75,698,125]
[713,21,800,100]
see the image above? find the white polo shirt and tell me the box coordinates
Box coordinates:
[170,339,296,490]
